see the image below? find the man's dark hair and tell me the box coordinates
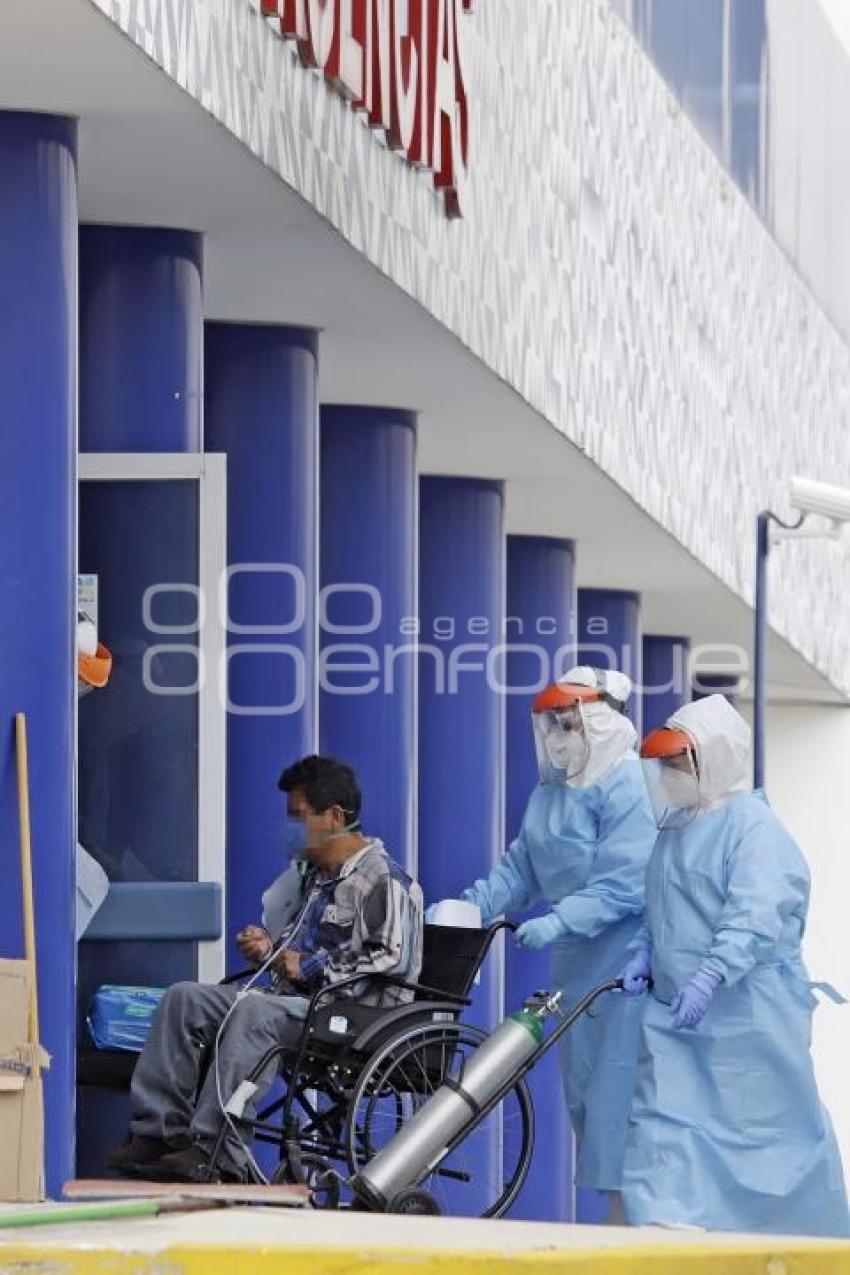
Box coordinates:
[277,754,362,824]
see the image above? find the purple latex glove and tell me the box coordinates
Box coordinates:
[621,946,652,996]
[670,969,721,1029]
[515,913,565,950]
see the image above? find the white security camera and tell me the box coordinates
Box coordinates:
[788,476,850,526]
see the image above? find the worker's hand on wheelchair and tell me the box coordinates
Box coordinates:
[620,946,652,996]
[514,913,564,950]
[235,924,273,965]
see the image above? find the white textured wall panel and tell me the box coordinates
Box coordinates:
[90,0,850,694]
[768,0,850,346]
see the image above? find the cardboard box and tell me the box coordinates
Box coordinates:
[0,958,49,1201]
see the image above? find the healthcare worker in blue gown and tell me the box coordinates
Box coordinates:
[432,666,656,1216]
[621,694,849,1236]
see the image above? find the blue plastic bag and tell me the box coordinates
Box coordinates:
[87,985,167,1052]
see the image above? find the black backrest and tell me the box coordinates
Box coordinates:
[417,924,497,1000]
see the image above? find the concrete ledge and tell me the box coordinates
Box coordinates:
[1,1207,849,1273]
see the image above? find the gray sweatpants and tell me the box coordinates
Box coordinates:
[129,981,309,1171]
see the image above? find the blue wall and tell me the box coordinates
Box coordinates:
[320,407,417,874]
[205,324,319,952]
[0,112,78,1196]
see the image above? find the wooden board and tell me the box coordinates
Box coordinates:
[64,1178,309,1207]
[15,714,40,1050]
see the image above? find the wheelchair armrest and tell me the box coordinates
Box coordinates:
[303,973,377,1019]
[305,972,470,1012]
[367,972,471,1006]
[219,967,256,986]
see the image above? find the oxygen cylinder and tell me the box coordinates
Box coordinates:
[351,995,559,1210]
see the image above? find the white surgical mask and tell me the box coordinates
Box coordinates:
[545,731,587,776]
[660,767,699,811]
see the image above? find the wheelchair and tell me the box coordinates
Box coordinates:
[205,921,535,1217]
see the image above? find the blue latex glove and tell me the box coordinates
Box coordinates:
[621,946,652,996]
[670,969,721,1029]
[515,913,565,950]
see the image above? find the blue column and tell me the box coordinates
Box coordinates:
[0,112,77,1196]
[320,407,417,874]
[418,477,505,910]
[576,587,641,1222]
[504,536,575,1222]
[577,589,643,734]
[79,226,202,452]
[692,673,741,707]
[206,325,319,950]
[419,477,504,1209]
[77,226,204,1176]
[642,635,691,734]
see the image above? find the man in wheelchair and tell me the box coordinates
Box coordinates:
[107,755,424,1183]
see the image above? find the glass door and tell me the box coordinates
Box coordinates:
[76,454,226,1174]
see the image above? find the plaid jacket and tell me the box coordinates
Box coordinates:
[273,839,423,1007]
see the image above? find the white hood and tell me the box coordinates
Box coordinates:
[668,694,752,812]
[573,699,639,788]
[548,665,638,789]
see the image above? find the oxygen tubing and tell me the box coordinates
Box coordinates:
[0,1200,178,1229]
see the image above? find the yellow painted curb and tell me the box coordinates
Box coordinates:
[1,1242,850,1275]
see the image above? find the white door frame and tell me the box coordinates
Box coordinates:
[79,452,227,982]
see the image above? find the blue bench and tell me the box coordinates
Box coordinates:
[83,881,223,941]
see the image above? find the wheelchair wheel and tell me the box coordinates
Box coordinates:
[345,1020,534,1219]
[271,1151,341,1209]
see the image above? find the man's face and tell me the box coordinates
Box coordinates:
[288,790,345,860]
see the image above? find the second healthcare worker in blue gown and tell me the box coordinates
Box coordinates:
[434,666,656,1214]
[621,694,849,1236]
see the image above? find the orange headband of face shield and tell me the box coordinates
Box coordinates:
[640,726,694,760]
[533,683,609,714]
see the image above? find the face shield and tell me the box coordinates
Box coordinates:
[532,673,632,787]
[640,728,700,829]
[533,701,591,783]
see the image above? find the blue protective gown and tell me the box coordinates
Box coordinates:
[622,790,849,1236]
[463,757,656,1190]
